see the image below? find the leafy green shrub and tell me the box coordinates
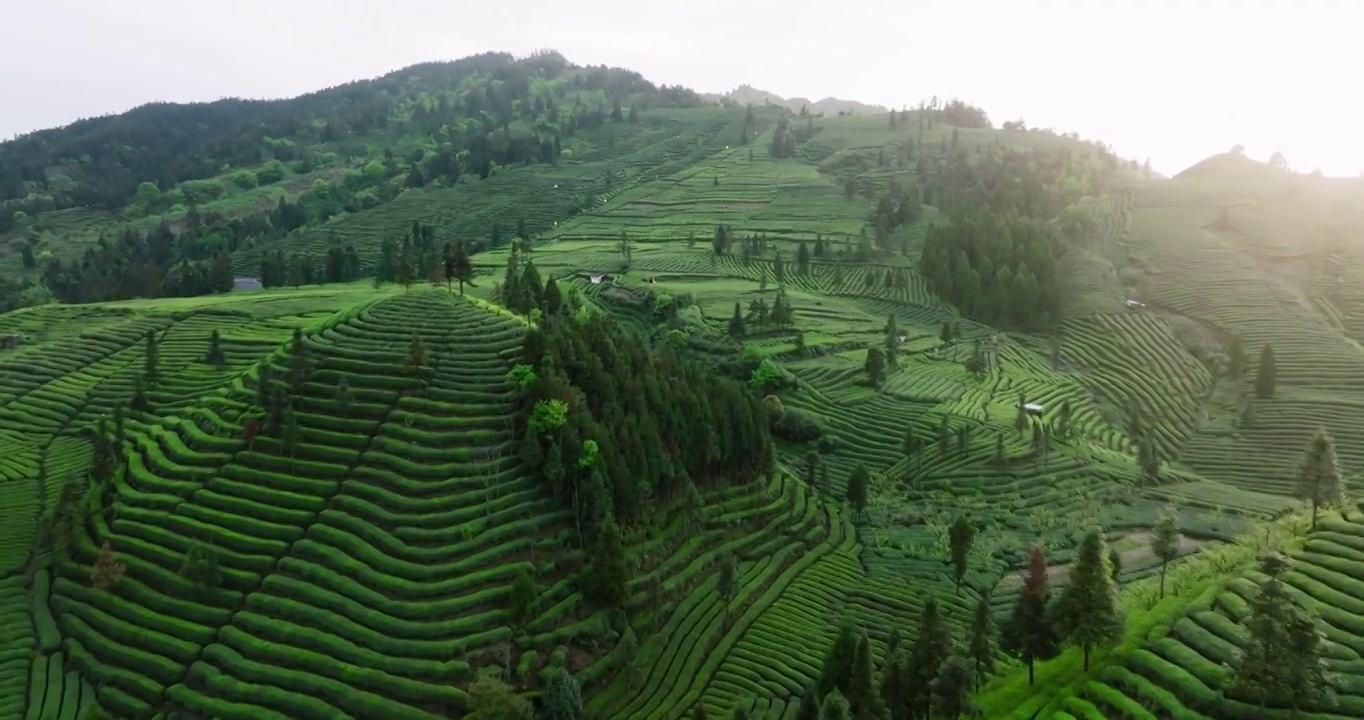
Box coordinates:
[773,407,822,442]
[180,179,225,204]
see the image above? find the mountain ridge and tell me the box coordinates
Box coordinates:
[701,83,889,115]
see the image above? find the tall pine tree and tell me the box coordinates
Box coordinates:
[1002,545,1059,685]
[1255,343,1277,398]
[1052,528,1124,670]
[1296,427,1344,530]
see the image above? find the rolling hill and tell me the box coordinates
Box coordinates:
[1,52,1363,720]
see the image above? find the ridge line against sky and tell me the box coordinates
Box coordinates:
[4,0,1360,177]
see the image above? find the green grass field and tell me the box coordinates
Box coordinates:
[3,98,1364,720]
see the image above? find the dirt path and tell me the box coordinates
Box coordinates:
[997,529,1206,592]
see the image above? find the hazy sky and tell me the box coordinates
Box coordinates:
[6,0,1359,176]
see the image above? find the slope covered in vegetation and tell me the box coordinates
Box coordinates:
[2,53,1364,720]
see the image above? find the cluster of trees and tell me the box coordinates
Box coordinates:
[39,219,224,303]
[29,192,371,305]
[728,288,794,338]
[767,116,817,160]
[918,145,1120,330]
[868,179,924,250]
[920,212,1060,331]
[773,597,982,720]
[1225,553,1334,713]
[735,524,1136,719]
[498,251,772,610]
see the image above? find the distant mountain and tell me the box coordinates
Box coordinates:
[703,84,887,115]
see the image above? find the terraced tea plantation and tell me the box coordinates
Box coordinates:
[5,97,1364,720]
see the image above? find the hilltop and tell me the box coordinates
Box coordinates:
[2,50,1364,720]
[702,84,888,116]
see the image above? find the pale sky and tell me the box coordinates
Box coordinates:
[5,0,1360,177]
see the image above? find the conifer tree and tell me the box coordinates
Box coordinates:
[256,365,273,411]
[932,650,974,720]
[143,331,160,385]
[1255,343,1277,398]
[908,595,953,717]
[52,481,82,552]
[404,335,431,387]
[396,237,415,290]
[846,464,869,518]
[717,553,738,628]
[1002,545,1060,685]
[288,327,309,395]
[864,347,886,387]
[112,405,126,447]
[968,593,996,691]
[794,685,819,720]
[451,240,473,295]
[805,450,820,487]
[509,568,539,628]
[90,417,116,488]
[816,623,860,699]
[728,302,746,338]
[1228,553,1334,713]
[587,515,628,608]
[1152,505,1180,599]
[949,515,976,595]
[264,388,286,437]
[884,314,899,368]
[1296,427,1344,530]
[819,689,851,720]
[281,404,300,459]
[846,631,883,720]
[1053,528,1124,671]
[544,276,563,314]
[205,329,226,369]
[693,704,711,720]
[131,374,149,412]
[542,667,583,720]
[879,651,909,717]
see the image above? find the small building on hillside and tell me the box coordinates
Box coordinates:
[1017,401,1045,416]
[1124,299,1146,309]
[589,273,607,285]
[233,277,263,292]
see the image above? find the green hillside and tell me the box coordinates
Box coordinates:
[2,52,1364,720]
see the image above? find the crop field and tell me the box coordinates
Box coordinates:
[1123,182,1364,496]
[230,107,750,276]
[9,98,1364,720]
[549,126,868,241]
[28,289,831,719]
